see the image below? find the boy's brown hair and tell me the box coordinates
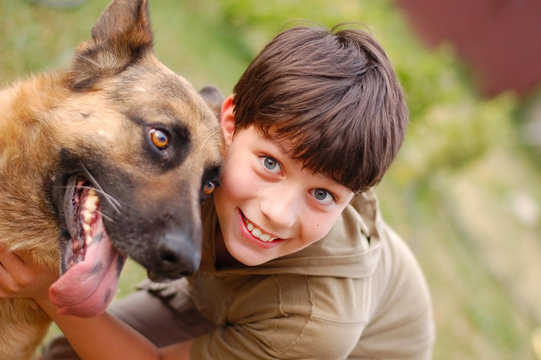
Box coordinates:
[233,24,408,193]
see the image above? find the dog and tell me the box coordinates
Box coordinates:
[0,0,224,358]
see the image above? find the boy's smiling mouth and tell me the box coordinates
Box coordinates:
[240,212,281,243]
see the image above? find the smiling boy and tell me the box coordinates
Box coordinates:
[0,25,434,359]
[213,120,355,267]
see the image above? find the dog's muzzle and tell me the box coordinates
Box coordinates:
[146,229,202,281]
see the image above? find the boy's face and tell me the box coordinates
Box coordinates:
[213,96,354,266]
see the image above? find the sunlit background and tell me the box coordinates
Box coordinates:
[1,1,540,359]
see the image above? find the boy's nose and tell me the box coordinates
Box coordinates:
[259,185,300,229]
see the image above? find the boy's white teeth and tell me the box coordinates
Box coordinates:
[245,220,277,242]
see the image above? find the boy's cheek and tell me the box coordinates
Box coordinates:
[311,208,348,240]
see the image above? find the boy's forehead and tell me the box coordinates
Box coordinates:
[251,124,292,152]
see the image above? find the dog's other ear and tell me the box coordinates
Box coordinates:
[199,86,225,120]
[69,0,153,91]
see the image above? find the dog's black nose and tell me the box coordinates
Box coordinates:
[156,232,201,279]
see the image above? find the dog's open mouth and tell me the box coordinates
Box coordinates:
[49,178,127,317]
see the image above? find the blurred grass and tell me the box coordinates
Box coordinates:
[1,0,540,359]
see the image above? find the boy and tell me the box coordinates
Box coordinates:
[0,24,434,359]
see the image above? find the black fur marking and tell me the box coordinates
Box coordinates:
[202,163,222,182]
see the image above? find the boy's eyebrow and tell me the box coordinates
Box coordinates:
[274,140,292,156]
[263,129,294,156]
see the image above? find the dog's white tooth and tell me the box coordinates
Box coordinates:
[86,235,93,246]
[83,223,91,234]
[88,189,97,197]
[85,195,98,212]
[83,210,93,224]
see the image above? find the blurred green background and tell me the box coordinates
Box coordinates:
[1,0,540,359]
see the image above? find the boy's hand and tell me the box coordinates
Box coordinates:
[0,243,58,302]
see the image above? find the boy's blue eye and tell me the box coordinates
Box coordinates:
[262,156,279,171]
[312,188,334,205]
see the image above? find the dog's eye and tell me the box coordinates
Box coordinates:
[149,128,169,150]
[203,180,219,196]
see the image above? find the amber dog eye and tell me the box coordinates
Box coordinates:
[149,128,169,150]
[203,181,218,196]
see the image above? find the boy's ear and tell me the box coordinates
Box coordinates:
[220,94,236,145]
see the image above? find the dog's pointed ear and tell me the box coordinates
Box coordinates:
[199,86,225,120]
[69,0,154,91]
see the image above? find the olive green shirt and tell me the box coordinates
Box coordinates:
[189,190,434,359]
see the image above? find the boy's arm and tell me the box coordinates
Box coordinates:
[0,244,193,360]
[40,298,196,360]
[187,274,367,360]
[37,298,163,360]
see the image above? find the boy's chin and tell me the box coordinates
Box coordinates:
[227,244,276,267]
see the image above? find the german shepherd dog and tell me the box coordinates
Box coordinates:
[0,0,223,358]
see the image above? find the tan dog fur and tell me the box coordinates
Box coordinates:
[0,1,223,358]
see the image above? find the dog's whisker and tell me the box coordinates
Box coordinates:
[96,210,115,223]
[79,165,122,213]
[80,185,122,214]
[50,184,122,215]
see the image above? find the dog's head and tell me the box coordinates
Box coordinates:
[46,0,224,316]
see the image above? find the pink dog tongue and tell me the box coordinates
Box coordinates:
[49,231,126,317]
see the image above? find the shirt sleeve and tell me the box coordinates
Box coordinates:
[349,223,435,359]
[189,274,368,360]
